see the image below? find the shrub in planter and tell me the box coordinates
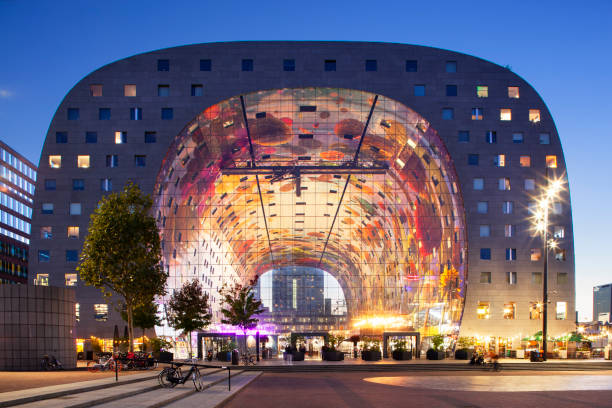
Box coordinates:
[455,348,472,360]
[322,350,344,361]
[392,350,412,360]
[426,348,445,360]
[362,350,382,361]
[292,351,305,361]
[217,351,231,362]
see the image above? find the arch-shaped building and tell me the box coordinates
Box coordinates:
[30,42,575,347]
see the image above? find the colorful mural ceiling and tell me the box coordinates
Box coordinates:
[154,88,467,335]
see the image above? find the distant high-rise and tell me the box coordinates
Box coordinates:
[593,284,612,323]
[0,140,36,284]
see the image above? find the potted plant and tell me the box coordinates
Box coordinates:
[392,339,412,360]
[150,337,173,362]
[454,336,474,360]
[322,334,344,361]
[361,338,382,361]
[217,341,236,362]
[426,334,445,360]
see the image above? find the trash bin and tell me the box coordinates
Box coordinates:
[231,349,239,365]
[530,351,542,362]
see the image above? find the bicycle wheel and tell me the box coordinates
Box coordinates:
[110,360,123,372]
[192,368,204,391]
[87,361,99,373]
[158,367,179,388]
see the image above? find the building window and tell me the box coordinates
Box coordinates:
[144,131,157,143]
[158,85,169,97]
[512,133,524,143]
[531,248,542,261]
[446,84,457,96]
[480,248,491,260]
[494,154,506,167]
[242,59,253,71]
[502,201,513,214]
[546,155,557,168]
[85,132,97,143]
[49,155,61,169]
[555,248,567,261]
[130,108,142,120]
[507,86,519,99]
[66,250,78,262]
[506,272,517,285]
[134,155,146,167]
[70,203,82,215]
[476,86,488,98]
[77,155,90,168]
[72,179,84,191]
[529,302,542,319]
[503,302,516,319]
[519,156,531,167]
[200,59,211,71]
[553,226,565,239]
[75,303,80,321]
[505,248,517,261]
[67,226,79,239]
[477,201,488,214]
[100,178,112,192]
[500,109,512,121]
[556,301,567,320]
[539,133,550,144]
[45,179,56,191]
[35,274,49,286]
[324,59,336,71]
[56,132,68,144]
[477,302,490,319]
[65,273,77,287]
[157,59,169,71]
[504,224,514,237]
[68,108,80,120]
[479,225,490,237]
[498,178,511,191]
[527,201,538,216]
[38,250,50,263]
[41,226,52,239]
[282,59,295,71]
[445,61,457,72]
[552,202,563,215]
[94,304,109,321]
[442,108,454,120]
[529,109,541,123]
[90,84,103,97]
[106,155,118,168]
[473,178,484,190]
[99,108,110,120]
[124,84,136,97]
[468,154,479,165]
[525,178,535,190]
[42,203,54,214]
[191,84,203,96]
[458,130,469,142]
[471,108,483,120]
[479,272,491,284]
[113,131,126,144]
[405,60,417,72]
[485,131,497,143]
[365,59,377,71]
[161,108,173,120]
[557,272,568,285]
[414,85,425,96]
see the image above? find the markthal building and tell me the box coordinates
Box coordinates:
[30,42,575,356]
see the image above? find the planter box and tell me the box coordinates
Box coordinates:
[392,350,412,360]
[362,350,382,361]
[322,350,344,361]
[153,351,173,363]
[454,349,472,360]
[291,351,305,361]
[426,349,445,360]
[216,352,231,362]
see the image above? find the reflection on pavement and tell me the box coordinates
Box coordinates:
[364,375,612,392]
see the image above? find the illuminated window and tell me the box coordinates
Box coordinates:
[75,303,80,322]
[494,154,505,167]
[520,155,531,167]
[67,226,79,239]
[552,202,563,215]
[442,108,454,120]
[557,272,568,285]
[531,248,542,261]
[38,251,50,263]
[555,248,567,261]
[480,248,491,260]
[500,109,512,121]
[529,109,541,123]
[158,85,169,96]
[479,225,490,237]
[49,155,61,168]
[476,85,488,97]
[553,226,565,239]
[477,302,490,319]
[106,155,118,168]
[68,108,79,120]
[473,178,484,190]
[477,201,488,214]
[556,302,567,320]
[99,108,110,120]
[485,131,496,143]
[479,272,491,283]
[414,85,425,96]
[546,155,557,168]
[504,224,514,237]
[458,130,469,142]
[124,84,136,96]
[512,132,524,143]
[100,178,112,192]
[508,86,519,98]
[405,60,417,72]
[472,108,483,120]
[90,84,103,97]
[77,155,90,168]
[468,154,479,165]
[503,302,516,319]
[529,302,542,320]
[498,178,511,191]
[506,272,517,285]
[70,203,82,215]
[35,273,49,286]
[130,108,142,120]
[446,84,457,96]
[115,131,127,144]
[94,304,109,321]
[42,203,54,214]
[65,273,77,286]
[200,59,211,71]
[191,84,203,96]
[445,61,457,72]
[242,59,254,71]
[502,201,513,214]
[505,248,516,261]
[539,133,550,144]
[41,226,52,239]
[524,179,535,190]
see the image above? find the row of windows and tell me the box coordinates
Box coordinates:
[41,202,81,215]
[68,108,173,121]
[475,200,563,215]
[471,172,560,193]
[476,301,568,320]
[38,249,79,262]
[56,131,157,144]
[414,84,521,99]
[479,247,567,261]
[0,182,33,204]
[441,107,541,122]
[0,148,36,181]
[0,226,28,244]
[459,131,551,145]
[468,154,554,169]
[0,260,27,278]
[0,191,32,219]
[0,209,31,235]
[48,154,146,170]
[0,165,35,195]
[478,271,568,285]
[40,226,79,239]
[478,224,564,238]
[0,241,28,261]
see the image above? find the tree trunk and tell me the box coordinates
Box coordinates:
[127,304,134,352]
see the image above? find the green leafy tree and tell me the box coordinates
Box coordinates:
[121,299,162,351]
[219,276,264,350]
[77,182,167,352]
[167,280,212,358]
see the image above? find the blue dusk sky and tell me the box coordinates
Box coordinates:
[0,0,610,321]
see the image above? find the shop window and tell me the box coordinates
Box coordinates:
[106,155,118,168]
[498,178,511,191]
[67,226,79,239]
[503,302,516,319]
[130,108,142,120]
[38,250,50,263]
[480,248,491,260]
[41,226,52,239]
[555,248,567,261]
[479,272,491,284]
[200,59,211,71]
[65,273,77,286]
[529,109,541,123]
[530,248,542,261]
[66,250,78,262]
[506,272,517,285]
[477,201,488,214]
[72,179,84,191]
[557,272,568,285]
[158,85,169,96]
[485,131,496,143]
[35,273,49,285]
[161,108,173,120]
[124,84,136,97]
[472,108,483,120]
[157,59,169,71]
[70,203,82,215]
[365,59,377,71]
[85,132,97,143]
[505,248,516,261]
[94,304,109,321]
[524,179,535,190]
[502,201,513,214]
[68,108,80,120]
[98,108,110,120]
[458,130,469,142]
[512,132,524,143]
[144,131,157,143]
[553,226,565,239]
[90,84,103,97]
[504,224,514,237]
[508,86,519,98]
[414,85,425,96]
[242,59,254,71]
[42,203,54,214]
[546,155,557,168]
[283,59,295,71]
[468,154,479,165]
[529,302,542,320]
[479,225,490,237]
[49,155,61,169]
[556,302,567,320]
[446,84,457,96]
[520,156,531,167]
[445,61,457,72]
[100,178,112,192]
[500,109,512,121]
[539,133,550,144]
[405,60,417,72]
[494,154,506,167]
[56,132,68,144]
[473,178,484,190]
[476,85,488,98]
[442,108,454,120]
[477,302,490,319]
[77,155,90,168]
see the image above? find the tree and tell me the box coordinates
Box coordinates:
[121,299,162,351]
[219,276,264,351]
[77,182,167,352]
[167,280,212,358]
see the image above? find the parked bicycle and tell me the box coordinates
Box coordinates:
[40,354,63,370]
[158,361,204,391]
[117,351,156,370]
[87,353,122,372]
[240,352,256,366]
